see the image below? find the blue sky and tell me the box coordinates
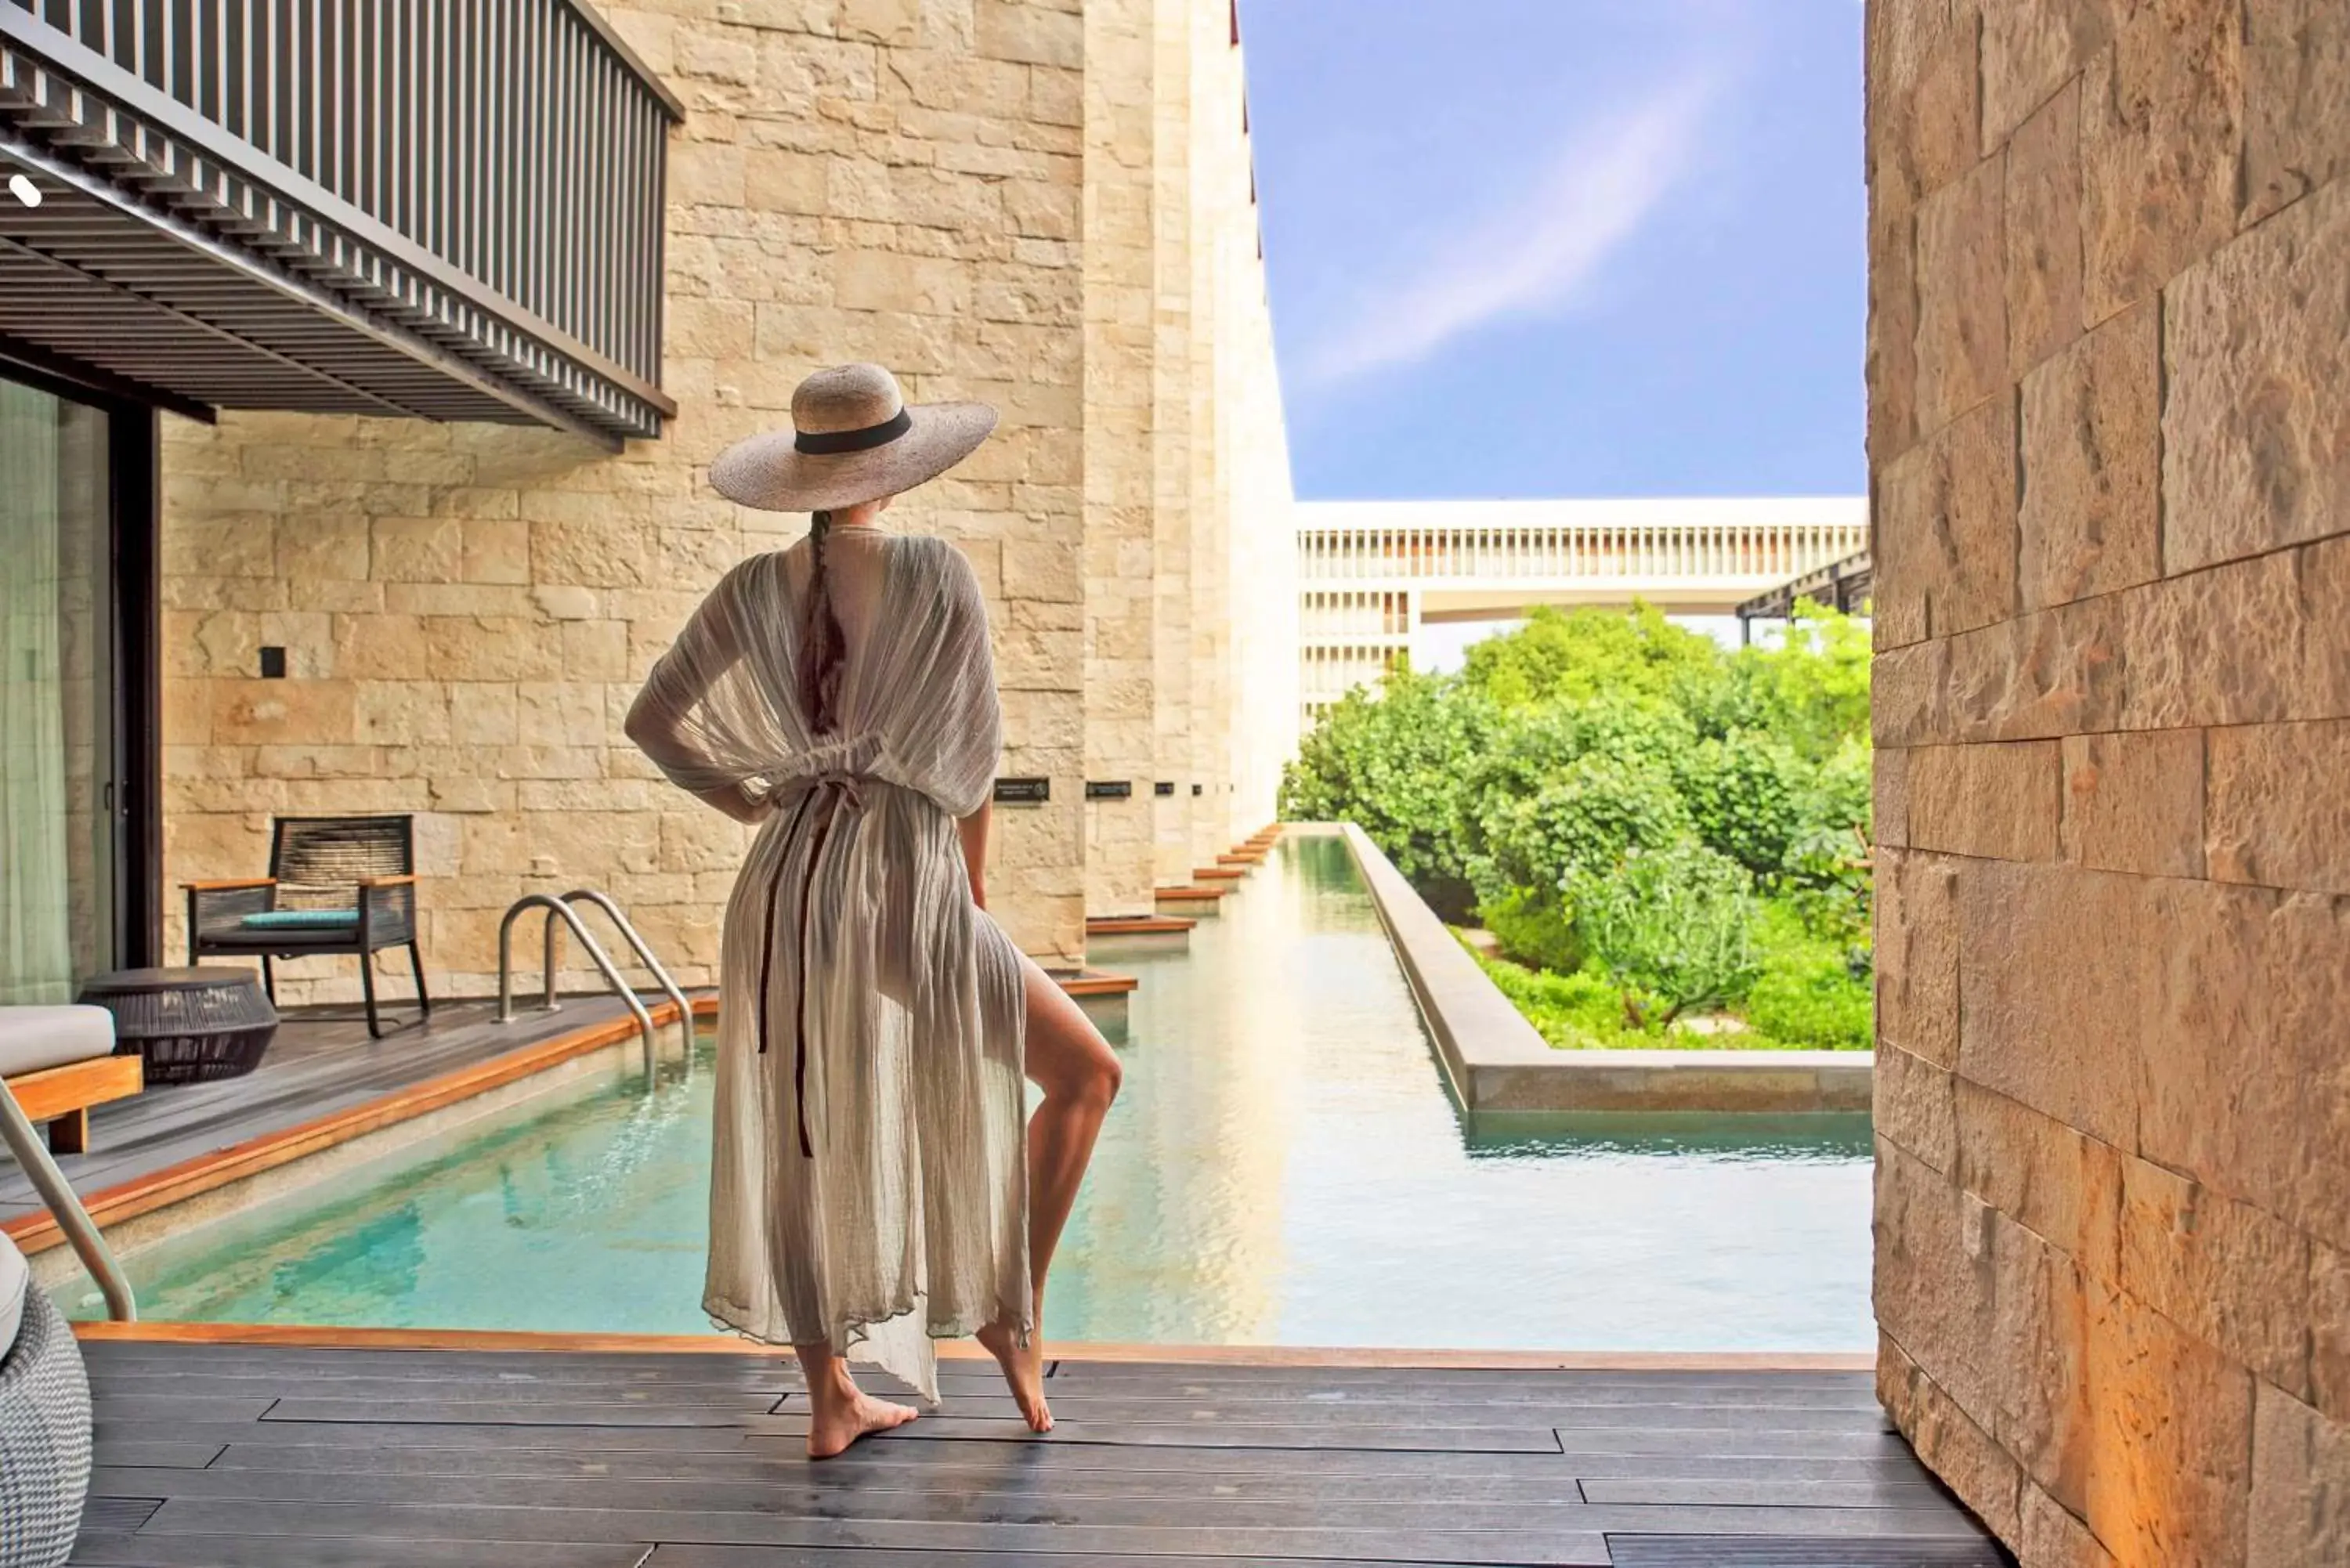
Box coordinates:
[1239,0,1865,501]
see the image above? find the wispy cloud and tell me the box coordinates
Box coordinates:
[1303,69,1722,387]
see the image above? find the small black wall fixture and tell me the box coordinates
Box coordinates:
[1084,780,1133,801]
[993,776,1050,805]
[258,645,287,678]
[1191,783,1202,797]
[1154,781,1176,797]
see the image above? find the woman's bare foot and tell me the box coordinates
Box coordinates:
[802,1364,920,1460]
[976,1319,1051,1432]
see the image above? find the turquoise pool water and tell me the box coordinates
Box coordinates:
[63,833,1874,1350]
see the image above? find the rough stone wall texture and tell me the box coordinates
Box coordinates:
[1868,2,2350,1564]
[1079,0,1158,916]
[157,0,1099,999]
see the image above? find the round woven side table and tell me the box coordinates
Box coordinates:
[74,967,279,1086]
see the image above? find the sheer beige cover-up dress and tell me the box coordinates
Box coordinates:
[627,531,1031,1404]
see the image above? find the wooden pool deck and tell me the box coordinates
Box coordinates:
[65,1331,2004,1567]
[2,995,668,1243]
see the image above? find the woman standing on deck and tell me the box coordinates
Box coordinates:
[624,363,1121,1458]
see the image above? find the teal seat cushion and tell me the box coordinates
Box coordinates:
[239,909,360,930]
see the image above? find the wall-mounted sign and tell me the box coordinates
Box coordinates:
[1084,780,1133,801]
[993,776,1050,804]
[1154,781,1176,797]
[1191,783,1202,797]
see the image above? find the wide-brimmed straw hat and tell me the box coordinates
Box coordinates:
[708,363,997,512]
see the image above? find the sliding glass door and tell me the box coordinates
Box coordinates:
[0,374,115,1003]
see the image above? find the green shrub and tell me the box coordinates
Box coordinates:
[1741,946,1874,1049]
[1473,748,1690,904]
[1566,840,1761,1029]
[1478,887,1585,973]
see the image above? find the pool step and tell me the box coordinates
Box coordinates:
[1191,866,1246,881]
[1086,915,1195,938]
[1155,883,1227,903]
[1050,969,1141,999]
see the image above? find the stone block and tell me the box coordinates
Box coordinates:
[1875,394,2018,643]
[2019,1479,2117,1568]
[974,2,1080,69]
[2243,0,2350,226]
[2005,78,2084,379]
[1914,156,2008,435]
[2164,177,2350,574]
[1958,859,2142,1149]
[2201,721,2350,892]
[1876,1041,1957,1172]
[1954,1077,2124,1288]
[1870,740,1908,852]
[2080,1277,2254,1568]
[2020,298,2159,609]
[2316,1242,2350,1425]
[370,516,465,584]
[1894,1338,2023,1545]
[1867,193,1921,468]
[2059,728,2204,880]
[2120,1155,2310,1398]
[1990,1212,2093,1515]
[1983,0,2109,150]
[2081,0,2243,322]
[2251,1383,2350,1568]
[2119,537,2350,732]
[211,678,356,746]
[1909,741,2063,861]
[2131,880,2350,1254]
[1875,1138,2001,1421]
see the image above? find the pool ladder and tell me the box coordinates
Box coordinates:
[497,890,695,1082]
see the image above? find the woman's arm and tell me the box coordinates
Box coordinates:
[957,800,992,909]
[624,699,768,825]
[624,565,768,825]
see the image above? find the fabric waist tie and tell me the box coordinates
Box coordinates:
[756,772,867,1158]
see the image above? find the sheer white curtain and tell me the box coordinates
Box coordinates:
[0,381,74,1003]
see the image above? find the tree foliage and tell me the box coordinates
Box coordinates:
[1279,600,1876,1048]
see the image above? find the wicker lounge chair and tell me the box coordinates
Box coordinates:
[184,814,431,1039]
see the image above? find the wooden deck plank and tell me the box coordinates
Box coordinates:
[69,1535,653,1567]
[72,1342,1994,1567]
[89,1466,1985,1540]
[128,1500,1618,1565]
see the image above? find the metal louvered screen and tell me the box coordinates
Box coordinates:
[0,0,679,446]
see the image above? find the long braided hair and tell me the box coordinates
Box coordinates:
[799,509,847,737]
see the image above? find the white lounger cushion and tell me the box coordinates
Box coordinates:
[0,1229,25,1357]
[0,1004,117,1080]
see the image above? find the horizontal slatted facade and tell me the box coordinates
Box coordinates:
[0,0,677,446]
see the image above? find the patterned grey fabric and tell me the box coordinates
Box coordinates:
[0,1286,90,1567]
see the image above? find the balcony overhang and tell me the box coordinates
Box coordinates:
[0,3,678,450]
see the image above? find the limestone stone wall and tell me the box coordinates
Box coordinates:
[158,0,1097,999]
[157,0,1293,1001]
[1867,3,2350,1563]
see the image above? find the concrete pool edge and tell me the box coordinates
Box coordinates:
[71,1320,1875,1371]
[1325,821,1875,1115]
[7,996,715,1267]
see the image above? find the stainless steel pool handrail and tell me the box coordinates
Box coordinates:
[0,1075,135,1321]
[496,894,661,1080]
[553,888,696,1068]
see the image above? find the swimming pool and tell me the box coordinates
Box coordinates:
[63,832,1874,1350]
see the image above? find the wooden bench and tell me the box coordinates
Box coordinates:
[5,1057,143,1155]
[0,1005,143,1156]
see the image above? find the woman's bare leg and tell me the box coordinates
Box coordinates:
[795,1342,919,1459]
[977,956,1123,1432]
